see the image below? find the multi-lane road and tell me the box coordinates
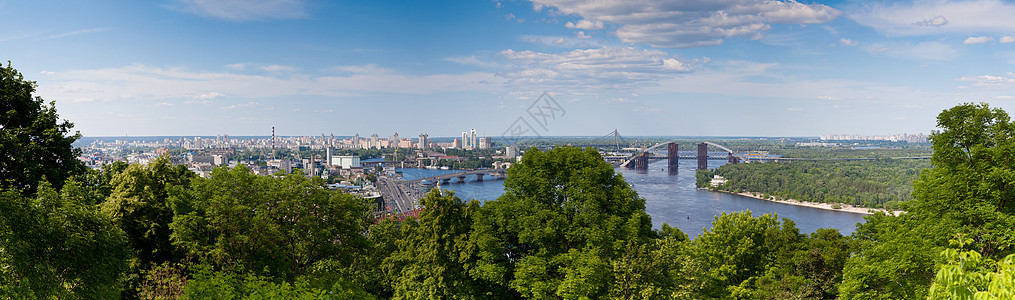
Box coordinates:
[377,176,424,214]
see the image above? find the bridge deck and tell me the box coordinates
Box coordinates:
[398,169,507,183]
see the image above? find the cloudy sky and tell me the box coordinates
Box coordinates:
[3,0,1015,137]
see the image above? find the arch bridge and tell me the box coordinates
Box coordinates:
[616,141,749,170]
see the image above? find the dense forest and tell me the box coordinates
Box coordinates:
[698,159,930,209]
[3,63,1015,299]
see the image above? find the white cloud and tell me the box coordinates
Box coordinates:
[534,0,840,48]
[225,63,247,70]
[577,31,592,39]
[46,28,112,39]
[443,55,503,69]
[997,95,1014,99]
[864,41,957,61]
[498,46,700,92]
[817,95,842,100]
[643,59,950,111]
[34,64,503,103]
[220,101,272,110]
[194,92,225,99]
[184,100,213,105]
[313,109,334,113]
[519,35,601,48]
[787,107,804,111]
[964,36,993,44]
[154,102,174,107]
[850,0,1015,36]
[1001,36,1015,43]
[170,0,308,22]
[839,37,858,46]
[261,64,296,72]
[610,97,638,103]
[565,19,604,30]
[956,73,1015,87]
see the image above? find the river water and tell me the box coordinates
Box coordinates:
[396,158,867,237]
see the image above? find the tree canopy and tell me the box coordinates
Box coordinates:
[0,61,83,194]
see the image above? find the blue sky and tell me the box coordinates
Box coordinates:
[3,0,1015,137]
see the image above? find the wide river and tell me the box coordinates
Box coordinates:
[396,158,867,237]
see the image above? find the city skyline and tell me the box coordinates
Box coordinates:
[4,0,1015,137]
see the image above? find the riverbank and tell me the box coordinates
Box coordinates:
[705,188,905,216]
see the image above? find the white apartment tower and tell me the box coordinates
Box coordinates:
[470,129,477,150]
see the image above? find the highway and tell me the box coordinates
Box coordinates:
[377,176,416,214]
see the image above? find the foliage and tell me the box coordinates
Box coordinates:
[608,223,687,299]
[928,235,1015,300]
[682,211,792,298]
[695,169,713,189]
[771,146,933,159]
[100,156,195,298]
[169,164,372,284]
[711,159,929,208]
[841,103,1015,299]
[0,61,84,194]
[0,182,130,299]
[181,264,373,300]
[385,190,494,299]
[470,146,655,298]
[911,103,1015,256]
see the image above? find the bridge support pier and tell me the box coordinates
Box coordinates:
[440,178,451,185]
[727,152,740,165]
[697,143,708,170]
[667,143,678,170]
[475,174,484,182]
[457,175,466,183]
[634,152,649,170]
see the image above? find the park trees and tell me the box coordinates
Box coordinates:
[384,190,493,299]
[169,165,373,294]
[0,182,130,299]
[0,61,84,194]
[1,62,130,299]
[470,146,656,299]
[841,102,1015,299]
[100,156,195,298]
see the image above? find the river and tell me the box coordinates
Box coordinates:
[395,158,867,237]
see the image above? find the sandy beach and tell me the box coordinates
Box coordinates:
[706,189,905,216]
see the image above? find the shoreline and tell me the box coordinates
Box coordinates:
[705,188,905,216]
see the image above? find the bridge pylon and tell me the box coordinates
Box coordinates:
[697,143,708,170]
[633,152,649,170]
[667,143,678,169]
[727,152,740,165]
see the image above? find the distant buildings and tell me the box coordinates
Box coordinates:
[478,137,492,149]
[330,155,361,169]
[418,133,429,149]
[505,145,519,159]
[470,129,477,149]
[820,133,929,143]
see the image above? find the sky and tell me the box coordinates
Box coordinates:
[3,0,1015,138]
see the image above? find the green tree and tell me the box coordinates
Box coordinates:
[928,235,1015,299]
[0,61,84,194]
[387,189,492,299]
[911,103,1015,256]
[608,223,688,299]
[682,211,797,299]
[169,165,372,287]
[100,156,195,298]
[470,146,655,299]
[841,103,1015,299]
[0,182,130,299]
